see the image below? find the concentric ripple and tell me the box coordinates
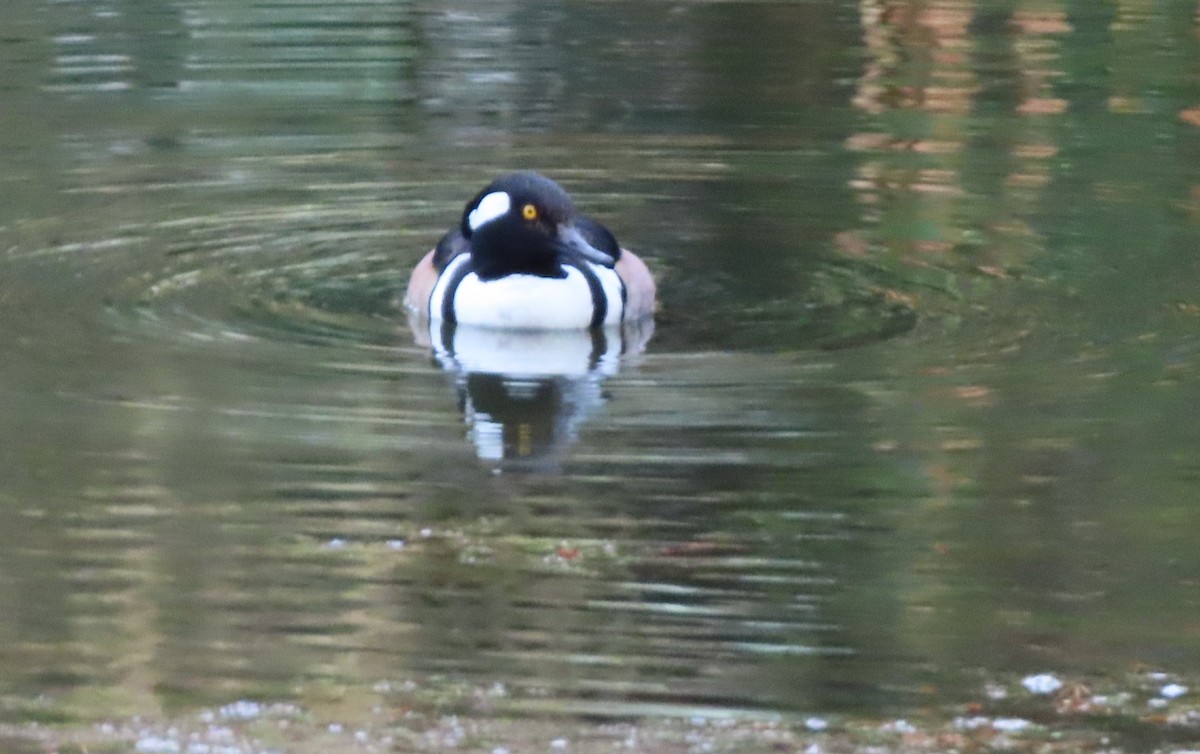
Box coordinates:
[98,203,412,349]
[86,204,916,356]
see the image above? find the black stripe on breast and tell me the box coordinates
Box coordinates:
[564,260,608,328]
[438,256,476,324]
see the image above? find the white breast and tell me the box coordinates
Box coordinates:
[429,254,624,329]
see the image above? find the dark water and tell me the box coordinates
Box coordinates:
[2,0,1200,725]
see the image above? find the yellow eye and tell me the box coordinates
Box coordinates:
[521,203,538,221]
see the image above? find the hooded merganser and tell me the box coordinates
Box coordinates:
[404,171,656,329]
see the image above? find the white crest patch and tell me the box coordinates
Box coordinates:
[467,191,511,231]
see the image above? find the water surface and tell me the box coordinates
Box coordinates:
[2,0,1200,726]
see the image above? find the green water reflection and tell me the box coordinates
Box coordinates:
[0,0,1199,726]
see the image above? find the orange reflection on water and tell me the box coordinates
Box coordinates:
[847,0,1073,273]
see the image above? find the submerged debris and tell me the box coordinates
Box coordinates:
[1022,672,1064,695]
[1162,684,1190,699]
[5,669,1200,753]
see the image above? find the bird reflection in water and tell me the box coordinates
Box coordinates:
[410,318,653,472]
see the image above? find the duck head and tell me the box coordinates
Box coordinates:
[460,171,616,281]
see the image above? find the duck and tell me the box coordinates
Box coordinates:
[404,171,656,329]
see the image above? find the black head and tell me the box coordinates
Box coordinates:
[459,171,616,281]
